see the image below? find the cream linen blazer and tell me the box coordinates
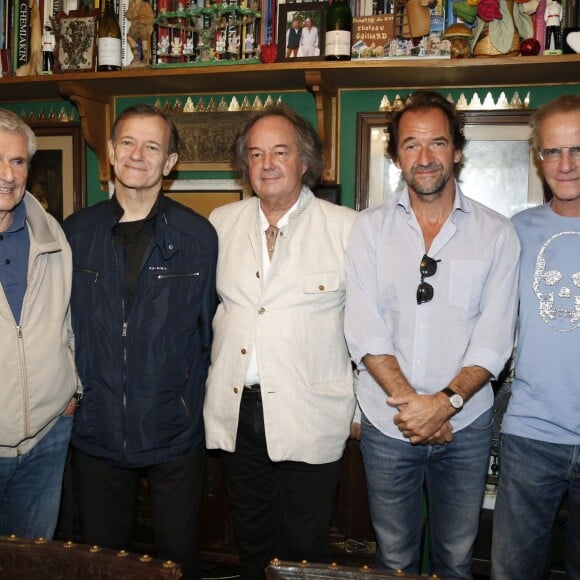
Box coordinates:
[204,189,356,464]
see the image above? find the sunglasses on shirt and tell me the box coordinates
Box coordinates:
[417,254,440,305]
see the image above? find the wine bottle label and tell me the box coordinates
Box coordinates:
[98,38,122,67]
[325,31,351,57]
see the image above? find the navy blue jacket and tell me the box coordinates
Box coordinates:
[64,195,218,468]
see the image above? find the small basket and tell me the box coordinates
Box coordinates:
[473,27,520,57]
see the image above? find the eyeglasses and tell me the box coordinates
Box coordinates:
[417,254,440,305]
[537,146,580,163]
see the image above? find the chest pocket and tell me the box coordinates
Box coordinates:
[449,259,488,312]
[302,272,340,294]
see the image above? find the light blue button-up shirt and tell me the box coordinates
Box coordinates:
[345,184,520,439]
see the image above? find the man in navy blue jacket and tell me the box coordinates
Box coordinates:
[64,105,217,580]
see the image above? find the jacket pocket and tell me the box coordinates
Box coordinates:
[302,272,340,294]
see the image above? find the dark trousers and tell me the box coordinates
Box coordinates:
[73,448,204,580]
[221,388,341,580]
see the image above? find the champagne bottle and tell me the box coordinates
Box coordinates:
[98,0,122,71]
[324,0,352,61]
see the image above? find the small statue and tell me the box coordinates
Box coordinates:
[171,36,182,55]
[158,34,170,55]
[544,0,562,51]
[42,25,56,73]
[125,0,155,66]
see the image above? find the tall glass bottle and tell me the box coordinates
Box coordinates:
[324,0,352,61]
[97,0,122,71]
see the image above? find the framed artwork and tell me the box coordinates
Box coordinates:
[27,123,86,221]
[162,179,252,217]
[277,2,325,62]
[355,110,545,217]
[53,10,99,73]
[168,112,253,171]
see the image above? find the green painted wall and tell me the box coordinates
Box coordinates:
[5,83,580,211]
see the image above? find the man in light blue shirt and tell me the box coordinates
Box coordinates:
[491,94,580,580]
[345,91,520,579]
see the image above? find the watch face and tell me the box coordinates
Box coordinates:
[449,394,463,409]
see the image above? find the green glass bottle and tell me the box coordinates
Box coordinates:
[324,0,352,60]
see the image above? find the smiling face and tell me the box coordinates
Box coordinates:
[246,115,307,209]
[394,107,462,202]
[108,114,178,198]
[0,129,29,231]
[537,110,580,216]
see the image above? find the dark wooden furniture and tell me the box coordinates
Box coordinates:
[0,535,182,579]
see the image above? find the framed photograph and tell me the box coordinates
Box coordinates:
[355,110,545,217]
[277,2,325,62]
[168,112,254,171]
[162,179,252,217]
[27,123,86,221]
[53,10,99,73]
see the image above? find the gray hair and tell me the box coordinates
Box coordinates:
[0,109,37,161]
[530,94,580,150]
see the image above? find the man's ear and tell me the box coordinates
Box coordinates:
[163,152,179,176]
[108,140,115,165]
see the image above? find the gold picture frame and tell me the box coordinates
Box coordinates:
[28,123,86,221]
[162,179,252,217]
[168,111,253,171]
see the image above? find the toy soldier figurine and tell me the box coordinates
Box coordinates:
[42,25,56,72]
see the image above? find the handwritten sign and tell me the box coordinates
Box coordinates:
[352,14,395,45]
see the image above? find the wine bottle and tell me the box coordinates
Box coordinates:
[98,0,122,71]
[324,0,352,61]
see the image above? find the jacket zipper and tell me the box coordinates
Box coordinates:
[16,325,29,448]
[74,267,100,283]
[156,272,199,280]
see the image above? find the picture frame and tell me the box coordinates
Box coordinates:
[162,179,252,217]
[277,2,325,62]
[27,123,86,221]
[355,110,545,217]
[53,10,99,73]
[168,111,254,171]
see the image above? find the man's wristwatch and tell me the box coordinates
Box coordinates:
[441,387,464,411]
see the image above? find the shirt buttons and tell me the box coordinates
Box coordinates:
[318,284,325,291]
[258,307,265,314]
[233,387,239,394]
[241,348,247,355]
[168,244,174,250]
[256,271,260,278]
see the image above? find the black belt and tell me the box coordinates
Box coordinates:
[243,384,261,398]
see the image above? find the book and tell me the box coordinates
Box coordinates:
[15,0,30,70]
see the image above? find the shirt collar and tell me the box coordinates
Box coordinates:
[5,199,27,233]
[111,192,161,224]
[396,181,468,216]
[258,189,304,232]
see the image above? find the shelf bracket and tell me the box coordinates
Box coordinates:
[59,81,113,191]
[304,70,338,184]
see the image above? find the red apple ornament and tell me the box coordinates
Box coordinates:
[520,38,541,56]
[260,43,278,63]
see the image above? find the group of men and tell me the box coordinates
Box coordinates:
[0,91,577,580]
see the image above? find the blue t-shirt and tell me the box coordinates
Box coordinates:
[503,203,580,444]
[0,201,29,324]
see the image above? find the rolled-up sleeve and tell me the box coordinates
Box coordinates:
[345,210,394,367]
[463,221,520,378]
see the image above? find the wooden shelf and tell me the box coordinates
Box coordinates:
[2,55,579,101]
[2,55,578,186]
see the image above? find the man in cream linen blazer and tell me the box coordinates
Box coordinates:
[204,103,356,579]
